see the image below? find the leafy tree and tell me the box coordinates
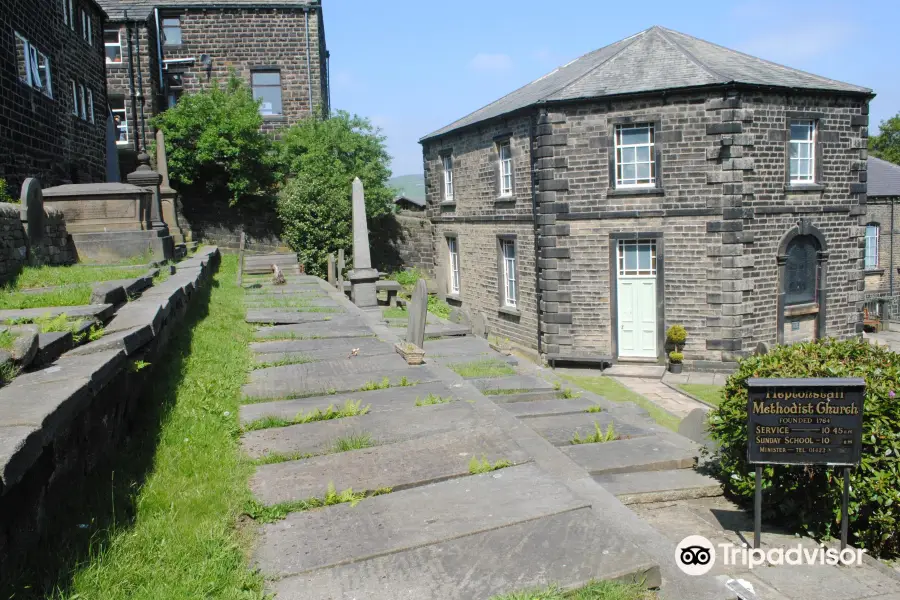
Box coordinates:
[276,111,399,276]
[151,75,276,205]
[869,113,900,165]
[0,178,15,204]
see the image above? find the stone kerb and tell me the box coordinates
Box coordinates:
[0,247,221,579]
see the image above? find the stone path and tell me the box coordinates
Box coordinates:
[611,377,708,419]
[236,255,900,600]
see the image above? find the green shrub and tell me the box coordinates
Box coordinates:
[668,351,683,364]
[0,178,15,204]
[666,324,687,347]
[151,74,276,206]
[275,111,397,277]
[707,338,900,557]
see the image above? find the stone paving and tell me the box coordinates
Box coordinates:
[236,256,900,600]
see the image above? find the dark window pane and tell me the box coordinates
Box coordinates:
[784,235,819,305]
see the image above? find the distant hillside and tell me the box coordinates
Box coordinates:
[389,174,425,202]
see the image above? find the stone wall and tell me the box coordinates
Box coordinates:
[181,197,287,252]
[0,248,220,581]
[395,211,433,275]
[0,204,76,283]
[421,88,868,368]
[0,0,109,190]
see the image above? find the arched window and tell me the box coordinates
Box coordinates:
[865,223,880,269]
[784,235,820,305]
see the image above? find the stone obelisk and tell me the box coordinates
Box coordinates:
[347,177,379,307]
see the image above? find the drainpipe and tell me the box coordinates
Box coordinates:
[154,8,164,93]
[891,199,895,297]
[305,8,313,117]
[125,14,140,151]
[134,22,147,149]
[531,109,543,356]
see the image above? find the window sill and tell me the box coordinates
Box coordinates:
[106,62,126,68]
[495,197,516,206]
[498,306,520,317]
[445,293,461,303]
[607,187,665,197]
[864,268,885,276]
[784,302,819,317]
[784,183,825,193]
[439,201,456,209]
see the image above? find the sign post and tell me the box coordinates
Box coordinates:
[746,377,865,550]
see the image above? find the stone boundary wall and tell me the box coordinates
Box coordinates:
[395,212,434,276]
[0,203,76,283]
[0,247,221,579]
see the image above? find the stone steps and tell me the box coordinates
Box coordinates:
[593,469,722,505]
[501,397,602,418]
[269,507,660,600]
[250,425,532,504]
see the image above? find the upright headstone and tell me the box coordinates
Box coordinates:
[19,178,44,245]
[337,248,345,290]
[127,150,168,234]
[347,178,379,307]
[327,253,336,286]
[406,279,428,349]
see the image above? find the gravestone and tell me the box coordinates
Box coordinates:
[406,279,428,349]
[327,254,336,286]
[19,178,44,245]
[156,129,185,245]
[126,151,169,234]
[677,407,714,449]
[337,248,345,290]
[347,178,379,307]
[472,312,489,339]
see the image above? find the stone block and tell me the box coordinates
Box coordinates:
[406,279,428,348]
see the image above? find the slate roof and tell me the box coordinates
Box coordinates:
[422,26,872,141]
[98,0,317,21]
[868,157,900,198]
[393,195,426,208]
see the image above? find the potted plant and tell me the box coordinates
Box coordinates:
[394,341,426,365]
[666,324,687,373]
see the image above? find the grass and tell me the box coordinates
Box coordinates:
[359,376,415,391]
[483,388,531,396]
[490,580,656,600]
[0,285,92,310]
[330,432,374,453]
[571,422,620,445]
[9,312,85,334]
[415,393,453,406]
[468,456,513,474]
[243,400,370,432]
[252,451,314,466]
[0,329,16,350]
[585,405,604,413]
[5,263,148,290]
[17,253,266,599]
[243,483,392,524]
[677,383,724,407]
[383,306,408,319]
[251,355,315,370]
[448,358,516,379]
[560,375,681,432]
[0,361,18,383]
[427,295,452,319]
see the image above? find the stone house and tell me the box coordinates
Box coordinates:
[861,157,900,322]
[419,26,873,370]
[96,0,329,173]
[1,0,109,190]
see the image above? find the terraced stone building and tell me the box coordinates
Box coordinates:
[97,0,330,173]
[420,26,874,370]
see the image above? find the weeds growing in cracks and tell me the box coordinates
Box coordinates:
[243,483,392,523]
[571,422,619,445]
[468,456,513,474]
[243,399,370,431]
[415,393,453,406]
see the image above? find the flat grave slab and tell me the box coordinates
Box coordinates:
[33,331,74,367]
[244,284,326,295]
[251,425,532,504]
[243,358,432,400]
[250,337,393,360]
[471,375,555,394]
[241,401,482,459]
[424,323,471,338]
[593,469,722,505]
[490,390,567,403]
[0,304,114,324]
[519,412,650,446]
[246,309,345,325]
[250,353,408,383]
[560,435,698,476]
[252,463,588,577]
[501,397,601,418]
[422,336,499,358]
[240,381,467,424]
[254,321,373,341]
[271,507,660,600]
[244,298,339,309]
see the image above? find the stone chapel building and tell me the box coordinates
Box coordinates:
[419,26,873,370]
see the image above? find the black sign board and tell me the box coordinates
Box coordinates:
[746,378,865,467]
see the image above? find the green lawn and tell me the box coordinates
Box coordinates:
[448,358,516,379]
[560,375,681,431]
[490,580,656,600]
[7,264,148,290]
[56,254,265,599]
[383,306,408,319]
[0,285,93,310]
[677,384,724,407]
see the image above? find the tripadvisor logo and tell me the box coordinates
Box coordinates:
[675,535,865,575]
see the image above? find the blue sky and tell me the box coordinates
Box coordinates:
[325,0,899,176]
